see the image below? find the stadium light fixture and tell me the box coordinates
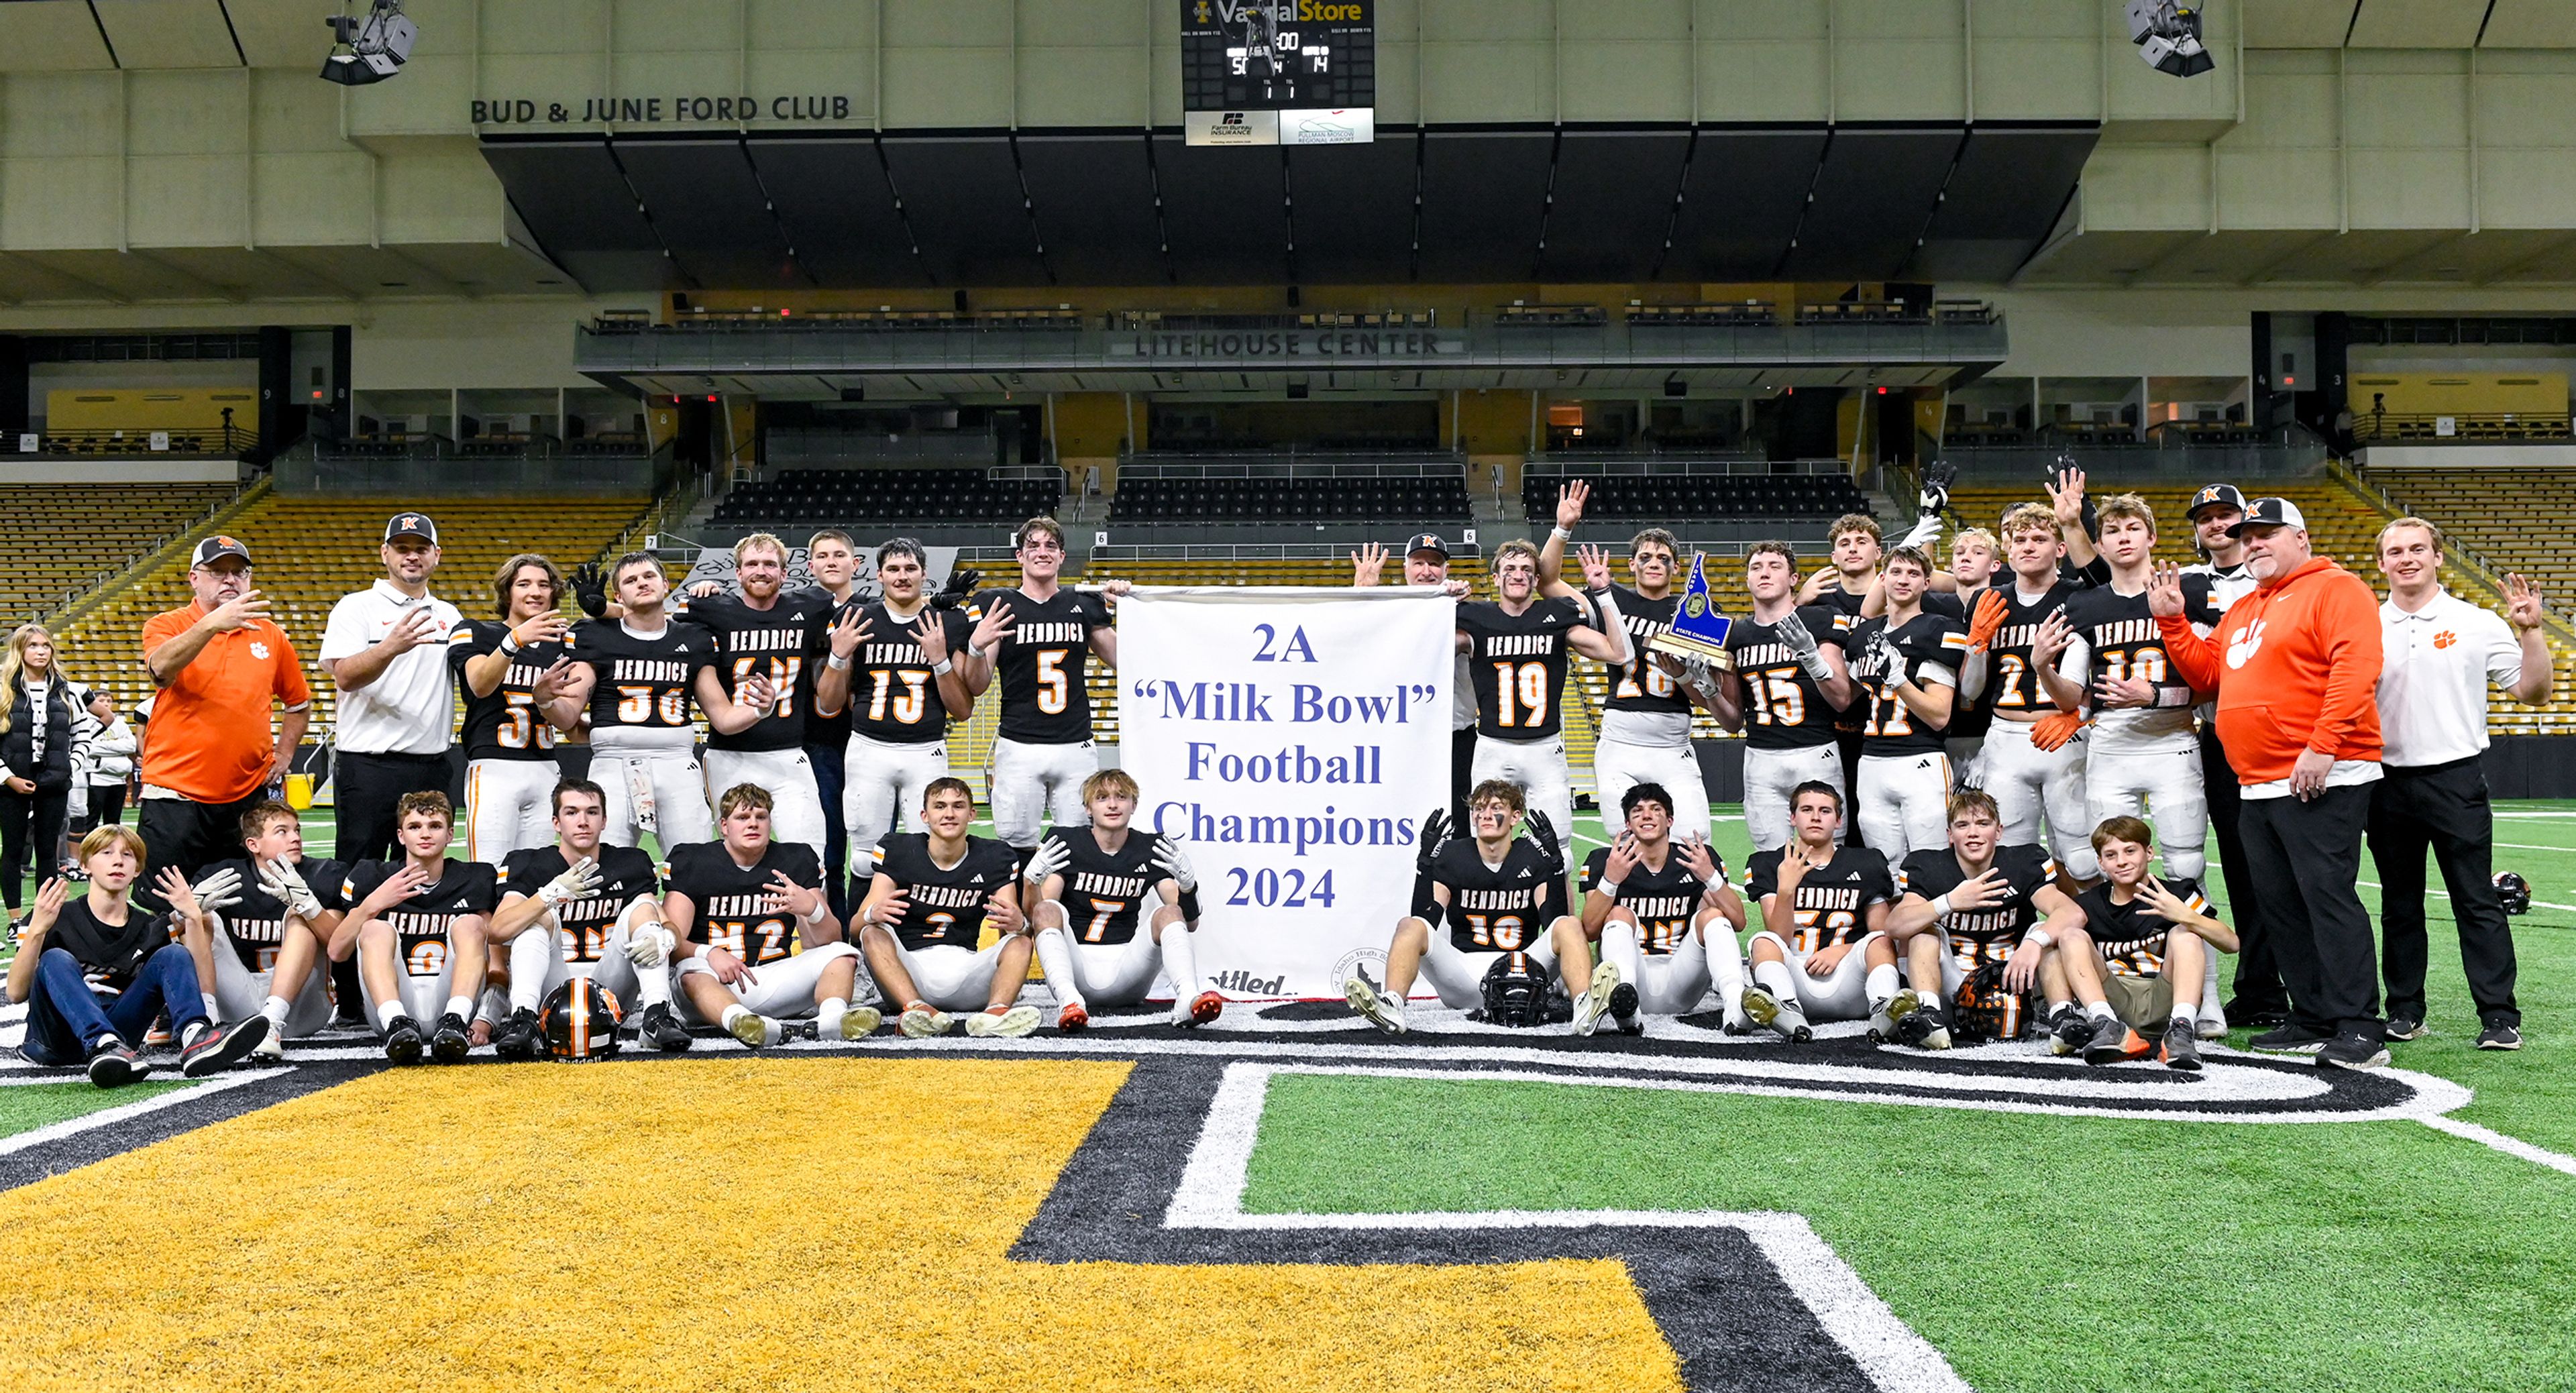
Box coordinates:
[2127,1,2214,78]
[321,1,417,87]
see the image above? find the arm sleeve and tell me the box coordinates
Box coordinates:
[2155,611,2223,691]
[2057,635,2092,686]
[2307,577,2385,752]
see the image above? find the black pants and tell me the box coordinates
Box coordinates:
[806,738,851,920]
[2201,728,2287,1015]
[2369,758,2520,1027]
[82,782,128,830]
[1448,726,1479,826]
[133,791,268,914]
[2239,783,2382,1040]
[1836,726,1867,846]
[333,750,455,863]
[1,783,68,911]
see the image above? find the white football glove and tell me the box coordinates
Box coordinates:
[1880,642,1910,689]
[1022,836,1071,887]
[191,866,244,915]
[1151,835,1197,893]
[258,858,323,923]
[625,924,676,970]
[537,856,603,908]
[1776,610,1835,683]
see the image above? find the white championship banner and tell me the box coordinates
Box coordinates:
[1120,586,1455,1000]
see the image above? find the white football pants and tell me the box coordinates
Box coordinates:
[1471,734,1574,866]
[2086,747,2210,882]
[1740,743,1846,852]
[677,941,862,1020]
[464,758,560,863]
[1417,916,1559,1009]
[590,748,714,850]
[702,747,826,854]
[990,737,1095,848]
[1593,736,1712,844]
[208,928,335,1038]
[844,734,951,863]
[1981,718,2098,881]
[1856,753,1952,865]
[1599,914,1741,1015]
[1746,928,1884,1022]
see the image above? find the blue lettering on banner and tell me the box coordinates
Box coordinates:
[1184,742,1382,785]
[1150,801,1417,858]
[1133,679,1438,722]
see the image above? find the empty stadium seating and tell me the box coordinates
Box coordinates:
[1111,473,1470,524]
[709,467,1061,528]
[1521,469,1867,522]
[0,482,237,626]
[2369,467,2576,600]
[56,494,653,728]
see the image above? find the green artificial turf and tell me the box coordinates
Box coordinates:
[0,1080,191,1140]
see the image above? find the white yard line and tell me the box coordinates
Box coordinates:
[0,1069,270,1157]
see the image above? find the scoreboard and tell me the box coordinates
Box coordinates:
[1180,0,1375,146]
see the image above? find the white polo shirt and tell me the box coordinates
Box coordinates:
[2376,588,2523,769]
[320,579,464,756]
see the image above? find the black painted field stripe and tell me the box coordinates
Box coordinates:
[0,1062,386,1194]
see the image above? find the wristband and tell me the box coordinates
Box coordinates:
[1931,892,1954,920]
[1595,879,1623,899]
[974,644,996,664]
[797,902,824,928]
[2022,928,2053,950]
[933,658,954,675]
[826,652,851,671]
[500,634,521,655]
[1550,526,1572,543]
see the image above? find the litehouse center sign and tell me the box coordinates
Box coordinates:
[470,95,854,125]
[1115,327,1463,361]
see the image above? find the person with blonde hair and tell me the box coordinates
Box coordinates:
[1,624,85,928]
[1023,769,1218,1031]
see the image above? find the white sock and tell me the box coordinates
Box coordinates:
[720,1003,751,1032]
[634,962,673,1008]
[443,995,474,1022]
[376,1002,410,1032]
[2202,950,2222,1010]
[818,997,847,1037]
[2086,1000,2116,1022]
[1866,964,1900,1013]
[509,930,555,1013]
[201,991,220,1021]
[1032,925,1085,1014]
[1753,959,1800,1008]
[261,995,289,1027]
[2171,1009,2197,1032]
[1159,924,1202,1007]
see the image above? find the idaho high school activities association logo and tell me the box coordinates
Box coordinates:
[2225,617,2266,669]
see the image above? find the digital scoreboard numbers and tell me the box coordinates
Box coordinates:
[1181,0,1375,146]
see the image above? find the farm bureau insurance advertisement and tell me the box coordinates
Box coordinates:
[1119,586,1452,999]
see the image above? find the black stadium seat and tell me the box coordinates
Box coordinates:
[709,467,1061,528]
[1108,474,1472,524]
[1519,471,1868,522]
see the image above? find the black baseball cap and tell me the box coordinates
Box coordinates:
[2226,497,2306,537]
[2186,483,2247,519]
[1405,533,1450,559]
[384,511,439,545]
[191,535,250,568]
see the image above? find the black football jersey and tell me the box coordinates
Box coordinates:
[1725,606,1850,751]
[1844,612,1969,755]
[1458,597,1585,740]
[568,618,716,739]
[684,590,835,753]
[870,832,1022,952]
[667,839,821,966]
[1743,846,1894,956]
[798,587,859,750]
[1432,837,1566,954]
[2061,584,2200,754]
[502,844,661,964]
[1982,579,2079,720]
[842,601,974,746]
[1922,590,1969,621]
[449,620,569,763]
[2074,878,2207,979]
[1578,845,1715,955]
[1601,587,1690,716]
[1943,586,1995,742]
[1896,843,2059,962]
[341,859,500,977]
[1041,826,1167,946]
[205,856,345,972]
[969,586,1111,744]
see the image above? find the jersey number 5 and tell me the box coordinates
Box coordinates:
[1036,649,1070,714]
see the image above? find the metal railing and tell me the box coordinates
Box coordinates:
[1117,449,1465,480]
[1091,541,1485,563]
[44,478,266,630]
[2343,459,2576,634]
[1937,425,2331,483]
[282,444,670,496]
[2351,411,2574,443]
[1524,456,1843,476]
[13,425,256,458]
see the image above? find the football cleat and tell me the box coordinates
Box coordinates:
[383,1017,425,1066]
[180,1015,271,1078]
[87,1039,148,1088]
[1899,1005,1953,1050]
[493,1007,542,1062]
[2048,1005,2092,1058]
[2160,1018,2203,1072]
[1572,962,1623,1037]
[1345,975,1405,1035]
[1181,991,1225,1029]
[1056,1002,1090,1032]
[1739,985,1783,1030]
[838,1005,884,1040]
[729,1011,777,1049]
[1883,987,1923,1032]
[899,1004,956,1038]
[251,1026,284,1062]
[1607,981,1641,1035]
[1773,1003,1813,1043]
[2196,998,2229,1041]
[637,1002,692,1052]
[965,1005,1040,1038]
[2083,1015,2152,1066]
[430,1013,472,1064]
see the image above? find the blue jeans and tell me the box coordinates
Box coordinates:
[21,944,211,1066]
[806,739,851,919]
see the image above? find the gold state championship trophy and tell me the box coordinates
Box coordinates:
[1648,553,1735,671]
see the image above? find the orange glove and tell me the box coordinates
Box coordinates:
[1966,588,2009,653]
[2030,710,2088,752]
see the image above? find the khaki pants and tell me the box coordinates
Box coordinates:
[2100,970,2174,1031]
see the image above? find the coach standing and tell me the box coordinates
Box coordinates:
[320,512,464,863]
[2370,518,2551,1051]
[136,537,311,911]
[2153,498,2388,1070]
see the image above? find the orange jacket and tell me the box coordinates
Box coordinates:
[2157,555,2382,785]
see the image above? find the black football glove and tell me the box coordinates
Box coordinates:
[1523,808,1564,873]
[928,566,982,612]
[570,561,608,618]
[1414,807,1449,875]
[1917,458,1956,518]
